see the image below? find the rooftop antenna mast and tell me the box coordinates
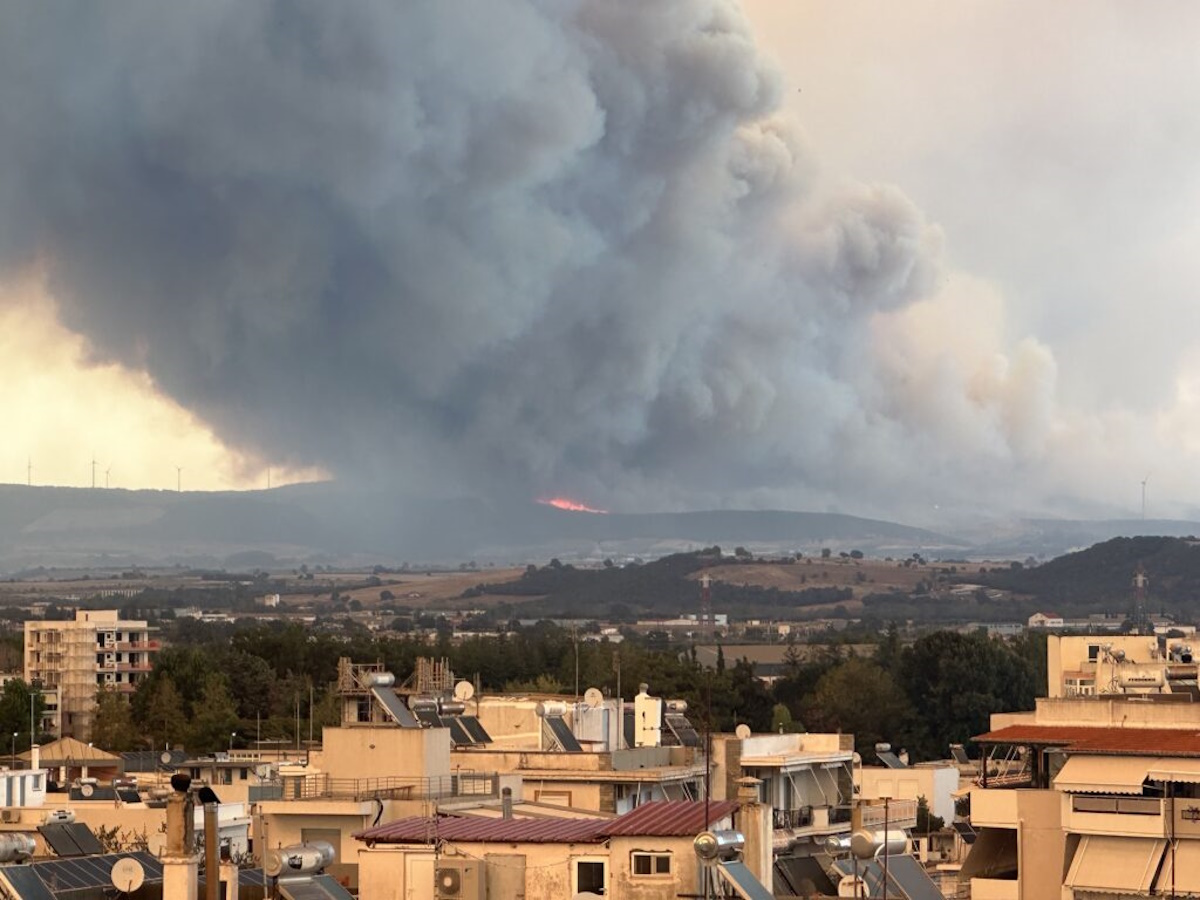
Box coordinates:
[26,458,31,487]
[91,455,96,489]
[699,573,713,642]
[105,466,111,490]
[175,466,182,493]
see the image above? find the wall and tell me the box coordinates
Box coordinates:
[608,835,701,900]
[313,726,450,781]
[1015,789,1065,900]
[858,764,958,825]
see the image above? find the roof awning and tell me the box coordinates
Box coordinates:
[1054,756,1153,794]
[1156,841,1200,894]
[1066,835,1165,894]
[1147,758,1200,784]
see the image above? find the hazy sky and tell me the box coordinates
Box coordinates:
[2,1,1199,520]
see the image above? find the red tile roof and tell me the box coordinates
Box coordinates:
[355,800,739,845]
[975,725,1200,756]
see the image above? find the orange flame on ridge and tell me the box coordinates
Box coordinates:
[537,496,608,514]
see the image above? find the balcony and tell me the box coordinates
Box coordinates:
[773,807,813,830]
[860,798,917,830]
[971,789,1020,828]
[275,772,501,803]
[1064,794,1168,838]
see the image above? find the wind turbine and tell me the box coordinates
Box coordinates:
[1141,474,1151,521]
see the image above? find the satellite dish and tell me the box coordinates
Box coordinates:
[159,751,173,766]
[80,783,95,798]
[735,724,751,739]
[584,687,604,709]
[453,680,475,702]
[111,857,146,893]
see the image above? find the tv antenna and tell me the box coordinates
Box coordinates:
[175,466,182,493]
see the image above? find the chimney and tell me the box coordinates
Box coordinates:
[501,787,513,820]
[734,776,771,886]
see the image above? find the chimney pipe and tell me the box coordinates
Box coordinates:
[204,803,219,900]
[501,787,513,820]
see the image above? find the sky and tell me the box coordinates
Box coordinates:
[2,1,1199,521]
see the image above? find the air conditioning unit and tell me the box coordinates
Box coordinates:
[435,860,483,900]
[1,810,20,824]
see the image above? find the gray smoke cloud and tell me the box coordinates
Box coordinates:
[1,0,1069,520]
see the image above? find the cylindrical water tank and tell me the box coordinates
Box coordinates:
[365,672,395,688]
[408,697,438,711]
[850,828,910,859]
[664,699,688,713]
[265,841,336,877]
[537,701,568,718]
[438,700,466,716]
[693,830,745,862]
[0,834,35,862]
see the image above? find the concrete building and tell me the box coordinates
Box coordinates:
[1046,633,1199,699]
[857,760,959,828]
[965,695,1200,900]
[24,610,159,739]
[354,799,744,900]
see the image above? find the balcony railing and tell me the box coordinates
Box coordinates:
[860,799,918,828]
[773,807,813,830]
[270,772,501,803]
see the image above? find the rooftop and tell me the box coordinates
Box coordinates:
[355,799,739,845]
[975,725,1200,757]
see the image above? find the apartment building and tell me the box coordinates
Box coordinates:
[965,694,1200,900]
[24,610,159,739]
[1046,633,1199,698]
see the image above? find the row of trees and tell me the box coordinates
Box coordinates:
[62,618,1043,759]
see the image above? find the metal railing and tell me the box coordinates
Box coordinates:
[860,799,917,827]
[271,772,501,803]
[773,807,813,830]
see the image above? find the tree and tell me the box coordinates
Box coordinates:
[916,795,944,833]
[821,548,832,559]
[136,675,189,750]
[898,632,1036,760]
[0,679,44,750]
[188,674,240,753]
[803,658,922,759]
[92,686,137,751]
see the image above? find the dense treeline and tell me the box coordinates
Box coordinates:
[53,619,1044,762]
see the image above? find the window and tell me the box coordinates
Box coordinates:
[575,860,606,895]
[1088,645,1100,661]
[632,852,671,876]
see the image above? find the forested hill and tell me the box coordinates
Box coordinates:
[979,535,1200,615]
[465,551,853,619]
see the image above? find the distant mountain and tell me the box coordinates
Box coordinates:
[0,482,958,570]
[978,535,1200,617]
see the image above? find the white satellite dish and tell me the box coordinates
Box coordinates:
[159,751,173,766]
[264,850,285,878]
[735,724,751,739]
[111,857,146,893]
[80,783,95,798]
[453,680,475,702]
[584,687,604,709]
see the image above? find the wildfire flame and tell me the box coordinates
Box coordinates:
[537,496,608,514]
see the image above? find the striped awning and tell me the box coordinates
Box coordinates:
[1054,756,1153,794]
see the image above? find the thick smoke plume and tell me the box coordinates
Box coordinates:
[1,1,1072,520]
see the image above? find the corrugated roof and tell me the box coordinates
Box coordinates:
[355,800,739,845]
[356,814,605,845]
[598,800,738,836]
[975,725,1200,756]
